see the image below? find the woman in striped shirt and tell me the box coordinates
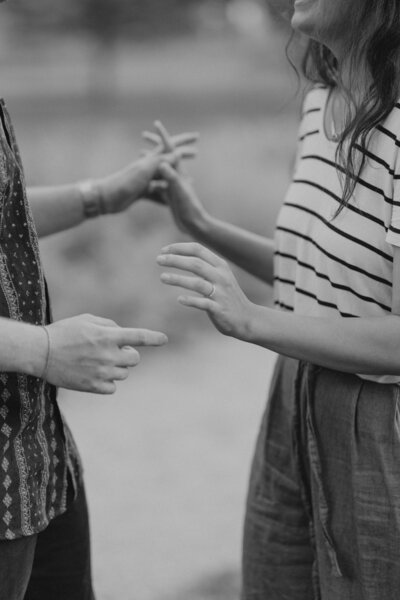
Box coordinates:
[154,1,400,598]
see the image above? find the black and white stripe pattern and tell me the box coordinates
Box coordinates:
[274,87,400,383]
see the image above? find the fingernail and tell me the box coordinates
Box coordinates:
[160,246,170,253]
[157,255,167,264]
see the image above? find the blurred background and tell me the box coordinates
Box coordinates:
[0,1,303,598]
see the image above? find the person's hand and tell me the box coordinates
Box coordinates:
[156,162,207,234]
[95,124,198,214]
[141,121,208,233]
[38,314,168,394]
[157,242,253,340]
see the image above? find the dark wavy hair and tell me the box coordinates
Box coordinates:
[299,1,400,213]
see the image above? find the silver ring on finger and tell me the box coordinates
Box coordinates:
[205,282,216,299]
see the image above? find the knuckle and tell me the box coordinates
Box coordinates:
[192,258,204,273]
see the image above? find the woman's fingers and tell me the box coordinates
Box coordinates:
[154,120,174,152]
[148,180,168,193]
[177,295,218,312]
[174,146,198,159]
[142,131,199,147]
[142,131,162,145]
[157,252,217,280]
[159,241,225,268]
[160,272,214,296]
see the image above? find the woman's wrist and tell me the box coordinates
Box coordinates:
[239,303,277,346]
[191,210,219,242]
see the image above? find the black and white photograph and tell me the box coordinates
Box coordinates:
[0,1,399,599]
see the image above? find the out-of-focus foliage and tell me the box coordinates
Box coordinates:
[9,0,230,41]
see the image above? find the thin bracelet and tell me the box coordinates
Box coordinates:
[40,325,51,381]
[78,180,107,219]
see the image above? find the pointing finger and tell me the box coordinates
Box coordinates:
[115,328,168,348]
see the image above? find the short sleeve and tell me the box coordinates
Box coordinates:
[291,86,325,176]
[386,148,400,247]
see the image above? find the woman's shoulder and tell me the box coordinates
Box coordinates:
[381,101,400,139]
[301,84,329,117]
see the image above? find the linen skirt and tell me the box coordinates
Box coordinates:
[242,355,400,600]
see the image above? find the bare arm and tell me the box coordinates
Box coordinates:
[245,307,400,375]
[0,314,167,394]
[158,163,275,285]
[158,242,400,376]
[28,131,198,238]
[191,212,275,284]
[28,184,86,238]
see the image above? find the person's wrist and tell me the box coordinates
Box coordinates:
[234,301,257,343]
[78,179,107,219]
[20,324,50,378]
[239,304,274,344]
[187,207,212,238]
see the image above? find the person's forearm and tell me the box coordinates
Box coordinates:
[28,184,86,237]
[244,306,400,375]
[190,212,275,285]
[0,318,46,376]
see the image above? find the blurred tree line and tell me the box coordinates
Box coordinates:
[8,1,281,43]
[9,0,229,41]
[5,0,282,94]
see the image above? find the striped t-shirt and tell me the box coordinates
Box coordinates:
[274,86,400,383]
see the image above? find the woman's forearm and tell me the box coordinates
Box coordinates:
[28,185,86,237]
[245,306,400,375]
[191,212,275,285]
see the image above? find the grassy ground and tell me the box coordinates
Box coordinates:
[61,333,275,600]
[0,25,301,599]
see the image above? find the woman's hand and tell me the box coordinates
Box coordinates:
[157,162,208,234]
[94,125,198,214]
[143,122,208,234]
[157,241,254,339]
